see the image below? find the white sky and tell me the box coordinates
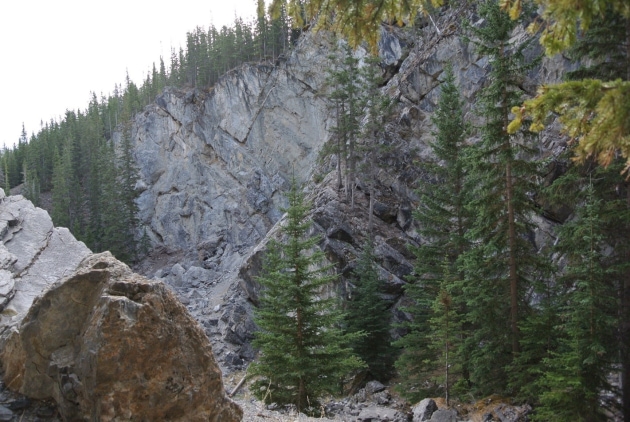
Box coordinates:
[0,0,261,148]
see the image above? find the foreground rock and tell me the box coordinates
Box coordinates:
[2,252,242,421]
[0,191,91,348]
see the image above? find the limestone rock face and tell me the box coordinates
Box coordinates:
[2,252,242,422]
[131,31,335,275]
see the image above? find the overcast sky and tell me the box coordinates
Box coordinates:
[0,0,261,148]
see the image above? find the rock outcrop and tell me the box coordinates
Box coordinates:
[2,252,242,422]
[0,190,91,347]
[131,30,335,274]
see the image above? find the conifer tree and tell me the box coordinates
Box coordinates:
[533,182,618,421]
[460,0,547,396]
[394,63,469,402]
[428,258,462,406]
[51,145,76,229]
[345,239,394,381]
[323,42,362,202]
[359,54,393,233]
[250,178,364,414]
[22,162,40,207]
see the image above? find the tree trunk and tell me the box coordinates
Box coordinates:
[336,104,343,191]
[622,175,630,421]
[506,158,519,355]
[621,20,630,421]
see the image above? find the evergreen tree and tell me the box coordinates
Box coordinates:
[322,42,362,202]
[359,54,393,234]
[116,126,140,262]
[508,1,630,173]
[533,182,618,421]
[22,162,40,207]
[268,0,441,50]
[51,144,76,229]
[250,178,365,414]
[460,0,546,396]
[345,239,394,381]
[427,257,463,406]
[394,63,470,402]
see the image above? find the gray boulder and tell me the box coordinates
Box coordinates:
[358,405,408,422]
[430,409,457,422]
[413,398,438,421]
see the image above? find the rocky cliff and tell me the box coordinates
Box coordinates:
[127,4,567,370]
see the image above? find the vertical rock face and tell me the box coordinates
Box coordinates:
[2,252,242,422]
[132,31,335,277]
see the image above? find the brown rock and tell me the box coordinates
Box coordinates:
[2,252,242,422]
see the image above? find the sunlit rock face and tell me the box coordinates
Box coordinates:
[2,252,242,422]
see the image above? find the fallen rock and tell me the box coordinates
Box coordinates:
[430,408,457,422]
[357,405,408,421]
[2,252,242,422]
[413,398,438,421]
[365,380,387,394]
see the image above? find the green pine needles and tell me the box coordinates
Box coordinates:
[394,63,469,403]
[250,178,365,414]
[345,239,394,381]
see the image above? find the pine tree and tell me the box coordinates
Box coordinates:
[359,54,393,234]
[528,12,630,414]
[428,257,463,406]
[345,239,394,381]
[51,145,75,229]
[268,0,442,50]
[460,0,547,396]
[323,42,362,202]
[508,1,630,173]
[250,178,365,414]
[394,63,470,402]
[533,182,618,421]
[22,162,40,207]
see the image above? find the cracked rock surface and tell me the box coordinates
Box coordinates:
[0,191,91,347]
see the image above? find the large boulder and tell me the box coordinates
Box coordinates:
[1,252,242,422]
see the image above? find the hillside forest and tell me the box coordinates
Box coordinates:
[2,0,630,420]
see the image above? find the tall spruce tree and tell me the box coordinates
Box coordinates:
[533,182,618,421]
[250,178,364,413]
[345,239,394,381]
[460,0,547,396]
[394,63,470,402]
[359,54,393,234]
[527,12,630,414]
